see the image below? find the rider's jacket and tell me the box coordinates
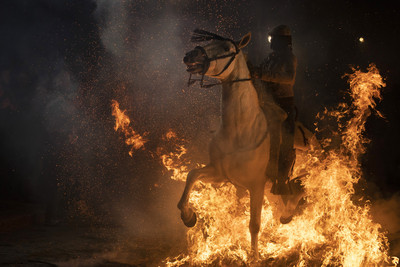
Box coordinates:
[259,50,297,99]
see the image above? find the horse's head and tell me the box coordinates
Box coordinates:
[183,30,251,80]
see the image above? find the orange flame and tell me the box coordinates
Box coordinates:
[111,100,147,156]
[341,64,385,160]
[166,64,397,266]
[158,129,202,182]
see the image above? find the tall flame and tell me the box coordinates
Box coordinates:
[166,64,397,266]
[341,64,385,160]
[111,100,147,156]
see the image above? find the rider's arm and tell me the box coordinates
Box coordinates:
[259,55,297,84]
[247,60,262,79]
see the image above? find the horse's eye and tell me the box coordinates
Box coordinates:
[224,46,230,52]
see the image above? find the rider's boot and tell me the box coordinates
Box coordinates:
[270,148,296,196]
[271,177,292,196]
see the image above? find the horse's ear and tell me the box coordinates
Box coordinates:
[237,32,251,49]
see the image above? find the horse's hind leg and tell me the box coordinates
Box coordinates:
[177,165,223,227]
[249,184,265,260]
[280,178,306,224]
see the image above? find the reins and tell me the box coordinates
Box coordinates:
[188,75,252,89]
[187,29,252,88]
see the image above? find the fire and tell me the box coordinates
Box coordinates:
[111,100,147,156]
[166,64,398,266]
[158,129,202,182]
[109,101,194,180]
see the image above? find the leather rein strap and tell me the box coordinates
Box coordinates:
[187,40,251,88]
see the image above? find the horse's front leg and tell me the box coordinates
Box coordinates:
[249,184,265,260]
[177,165,223,227]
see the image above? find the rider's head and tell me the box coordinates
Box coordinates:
[268,25,292,52]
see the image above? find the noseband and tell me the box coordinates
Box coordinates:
[187,29,251,88]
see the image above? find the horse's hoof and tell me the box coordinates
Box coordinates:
[177,201,183,210]
[181,209,197,228]
[248,250,260,264]
[280,214,293,224]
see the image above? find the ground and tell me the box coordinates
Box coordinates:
[0,202,185,267]
[1,200,399,267]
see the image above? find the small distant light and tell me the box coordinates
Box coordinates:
[268,35,272,43]
[359,37,365,43]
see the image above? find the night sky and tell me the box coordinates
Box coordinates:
[0,0,399,237]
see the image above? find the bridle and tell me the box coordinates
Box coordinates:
[187,29,251,88]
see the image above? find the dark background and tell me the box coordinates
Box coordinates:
[0,0,399,239]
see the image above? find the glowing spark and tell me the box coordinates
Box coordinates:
[111,100,147,156]
[359,37,365,43]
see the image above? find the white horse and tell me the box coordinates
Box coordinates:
[178,29,313,259]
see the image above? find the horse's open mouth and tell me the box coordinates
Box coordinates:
[183,48,208,74]
[185,62,205,74]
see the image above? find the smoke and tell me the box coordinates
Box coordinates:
[371,194,400,256]
[95,0,128,59]
[0,1,79,205]
[32,62,79,135]
[0,0,119,220]
[371,194,400,234]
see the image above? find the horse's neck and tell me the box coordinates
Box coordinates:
[222,52,250,83]
[220,52,261,130]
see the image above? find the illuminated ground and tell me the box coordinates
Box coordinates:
[0,201,399,267]
[1,224,398,266]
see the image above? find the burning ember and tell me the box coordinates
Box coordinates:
[158,129,190,182]
[111,100,147,156]
[165,64,398,266]
[158,129,204,181]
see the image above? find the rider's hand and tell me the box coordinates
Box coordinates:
[250,67,261,79]
[248,62,261,79]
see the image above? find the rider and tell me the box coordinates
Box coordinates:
[249,25,297,195]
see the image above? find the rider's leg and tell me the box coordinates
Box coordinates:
[271,97,295,195]
[266,118,281,179]
[257,86,285,180]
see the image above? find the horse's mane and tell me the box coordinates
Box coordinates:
[191,29,231,42]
